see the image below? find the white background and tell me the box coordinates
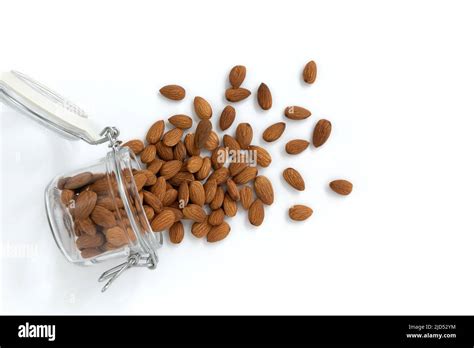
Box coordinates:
[1,0,474,314]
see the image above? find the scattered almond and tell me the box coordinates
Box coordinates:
[151,210,176,231]
[329,180,353,195]
[168,115,193,129]
[248,199,264,226]
[122,139,145,155]
[159,84,186,100]
[312,119,332,148]
[169,221,185,244]
[219,105,236,131]
[229,65,246,88]
[303,60,317,84]
[283,168,305,191]
[284,106,311,120]
[262,122,286,142]
[289,205,313,221]
[225,88,251,102]
[146,121,165,144]
[207,222,231,243]
[257,83,272,110]
[254,176,274,205]
[285,139,310,155]
[194,96,213,120]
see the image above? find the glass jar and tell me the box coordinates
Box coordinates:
[0,71,162,291]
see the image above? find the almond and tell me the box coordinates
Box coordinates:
[207,222,231,243]
[76,233,105,250]
[225,88,251,102]
[209,186,225,210]
[178,182,190,206]
[160,160,182,180]
[64,172,93,190]
[223,193,238,217]
[229,65,246,88]
[75,217,97,236]
[159,84,186,100]
[262,122,286,142]
[90,205,116,228]
[195,119,213,148]
[146,120,165,144]
[226,178,240,201]
[173,141,187,161]
[248,145,272,168]
[239,186,253,210]
[162,128,184,147]
[187,155,204,174]
[329,179,353,195]
[122,139,145,154]
[283,168,305,191]
[151,210,176,231]
[184,133,201,156]
[208,167,230,185]
[285,139,310,155]
[254,175,274,205]
[137,169,157,186]
[204,131,219,151]
[155,141,174,161]
[303,60,317,84]
[191,219,212,238]
[204,179,217,204]
[141,144,157,163]
[228,161,248,177]
[284,106,311,120]
[219,105,236,131]
[74,191,97,220]
[196,157,212,180]
[223,134,241,151]
[208,208,225,226]
[168,114,193,129]
[81,248,102,258]
[97,196,124,210]
[312,119,332,148]
[233,166,258,184]
[143,205,155,221]
[183,204,206,222]
[150,176,167,201]
[189,181,205,206]
[163,207,184,222]
[248,199,264,226]
[194,96,213,120]
[143,190,163,213]
[235,123,253,149]
[168,172,194,186]
[105,226,129,247]
[257,83,272,110]
[169,221,184,244]
[289,205,313,221]
[163,188,178,206]
[61,189,75,206]
[133,173,147,191]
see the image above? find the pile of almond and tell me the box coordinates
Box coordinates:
[58,61,353,258]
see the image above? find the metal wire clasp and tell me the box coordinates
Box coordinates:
[98,253,156,292]
[89,126,122,148]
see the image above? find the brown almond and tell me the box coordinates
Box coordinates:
[229,161,248,177]
[312,119,332,148]
[187,156,203,173]
[105,226,129,247]
[204,131,219,151]
[169,221,184,244]
[97,196,124,211]
[226,178,240,201]
[208,167,230,185]
[163,207,184,222]
[75,217,97,236]
[257,83,272,110]
[74,191,97,219]
[223,135,241,151]
[141,144,157,163]
[284,106,311,120]
[204,179,217,204]
[303,60,317,84]
[248,199,264,226]
[195,119,213,148]
[208,208,225,226]
[189,181,205,206]
[163,188,178,206]
[168,172,194,186]
[191,219,212,238]
[254,175,274,205]
[155,141,174,161]
[81,248,102,258]
[196,157,212,180]
[178,182,190,206]
[159,84,186,100]
[209,186,225,210]
[223,193,238,217]
[235,123,253,149]
[90,205,116,228]
[146,120,165,144]
[173,141,187,161]
[133,173,147,191]
[329,180,353,195]
[248,145,272,168]
[233,166,258,184]
[262,122,286,142]
[285,139,310,155]
[219,105,236,131]
[184,133,201,156]
[229,65,246,88]
[64,172,93,190]
[138,169,157,186]
[194,96,213,120]
[162,128,184,147]
[150,176,167,201]
[122,139,145,154]
[239,186,253,210]
[168,114,193,129]
[143,205,155,221]
[207,222,231,243]
[289,205,313,221]
[159,160,182,180]
[151,210,175,231]
[283,168,305,191]
[143,190,163,213]
[225,88,251,102]
[183,204,207,222]
[76,233,105,250]
[61,189,75,206]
